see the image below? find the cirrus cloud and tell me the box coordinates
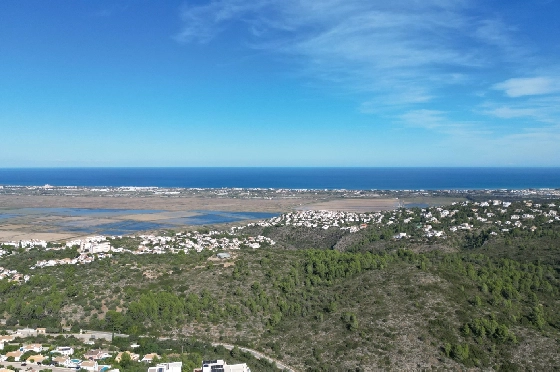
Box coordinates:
[174,0,527,110]
[493,77,559,97]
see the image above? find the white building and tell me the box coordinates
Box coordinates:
[201,360,251,372]
[54,346,74,356]
[20,344,43,353]
[141,353,160,363]
[80,360,98,371]
[148,362,182,372]
[53,356,70,367]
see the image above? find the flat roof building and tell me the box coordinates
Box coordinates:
[148,362,182,372]
[201,360,250,372]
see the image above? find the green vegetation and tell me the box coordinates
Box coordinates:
[0,334,282,372]
[1,200,560,370]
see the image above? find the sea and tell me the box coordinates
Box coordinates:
[1,167,560,190]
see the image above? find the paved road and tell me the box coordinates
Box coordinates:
[211,342,297,372]
[6,329,295,372]
[157,336,298,371]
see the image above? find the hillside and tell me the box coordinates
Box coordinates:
[1,200,560,371]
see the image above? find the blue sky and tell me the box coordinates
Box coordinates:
[1,0,560,166]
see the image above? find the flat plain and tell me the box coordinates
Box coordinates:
[0,193,409,241]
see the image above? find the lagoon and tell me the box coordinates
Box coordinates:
[0,208,279,236]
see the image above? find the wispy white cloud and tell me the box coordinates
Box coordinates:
[399,109,492,139]
[472,19,531,63]
[175,1,271,43]
[481,88,560,125]
[360,89,433,113]
[174,0,527,110]
[482,125,560,164]
[400,109,448,129]
[174,0,560,159]
[438,124,560,166]
[493,77,559,97]
[484,106,539,119]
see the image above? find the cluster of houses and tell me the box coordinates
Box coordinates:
[1,199,560,274]
[235,200,559,240]
[241,210,376,232]
[31,253,104,269]
[0,337,165,372]
[66,236,112,254]
[61,231,276,255]
[134,231,275,253]
[0,240,47,250]
[395,200,560,239]
[0,328,250,372]
[0,267,29,283]
[26,231,275,270]
[236,199,560,241]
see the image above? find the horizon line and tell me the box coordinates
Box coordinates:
[2,166,560,169]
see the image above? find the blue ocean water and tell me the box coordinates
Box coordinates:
[0,167,560,190]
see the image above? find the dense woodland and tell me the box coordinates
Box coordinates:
[1,200,560,371]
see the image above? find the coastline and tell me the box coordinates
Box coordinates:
[2,167,560,189]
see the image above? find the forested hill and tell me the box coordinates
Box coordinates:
[1,200,560,371]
